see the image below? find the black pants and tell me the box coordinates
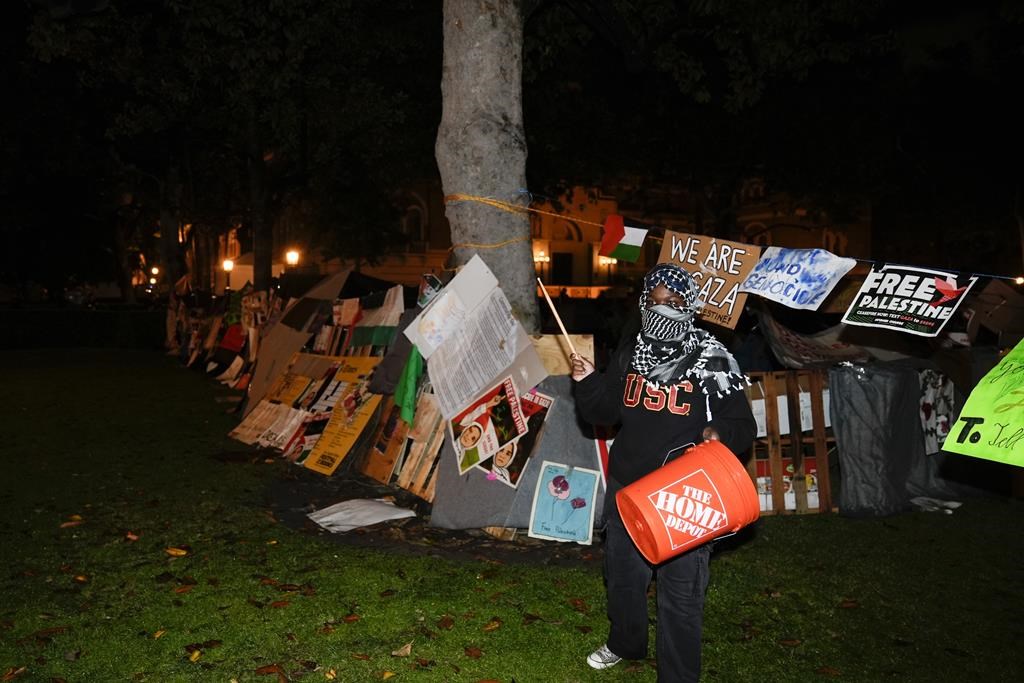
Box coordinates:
[604,491,710,683]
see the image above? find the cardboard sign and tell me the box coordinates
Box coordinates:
[657,230,761,329]
[841,264,978,337]
[944,338,1024,467]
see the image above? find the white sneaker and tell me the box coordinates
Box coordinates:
[586,644,622,670]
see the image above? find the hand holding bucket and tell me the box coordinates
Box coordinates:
[615,440,759,564]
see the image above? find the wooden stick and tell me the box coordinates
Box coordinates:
[537,278,578,357]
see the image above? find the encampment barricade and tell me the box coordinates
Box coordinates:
[744,370,834,515]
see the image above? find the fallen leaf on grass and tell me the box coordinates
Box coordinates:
[18,625,69,645]
[351,654,371,661]
[174,585,194,595]
[413,657,434,669]
[816,665,842,677]
[254,663,289,681]
[379,589,396,597]
[342,614,360,623]
[522,613,540,626]
[778,638,802,647]
[839,599,859,609]
[482,617,502,632]
[568,598,590,614]
[60,520,84,529]
[152,630,166,639]
[437,615,454,630]
[277,584,301,592]
[164,547,190,557]
[269,600,290,609]
[391,642,412,657]
[125,531,140,542]
[381,671,396,680]
[2,666,26,681]
[575,625,592,634]
[188,650,202,663]
[258,576,280,586]
[73,575,88,584]
[464,646,482,659]
[325,669,336,680]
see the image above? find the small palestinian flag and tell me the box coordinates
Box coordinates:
[598,214,647,263]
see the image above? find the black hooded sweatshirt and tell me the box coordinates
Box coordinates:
[575,347,756,488]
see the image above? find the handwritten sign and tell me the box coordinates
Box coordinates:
[944,338,1024,467]
[739,247,856,310]
[657,231,761,329]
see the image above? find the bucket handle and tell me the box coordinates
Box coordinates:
[661,442,696,467]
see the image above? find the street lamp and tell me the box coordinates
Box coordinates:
[285,249,300,267]
[222,258,234,293]
[598,255,617,284]
[534,250,551,281]
[151,266,160,276]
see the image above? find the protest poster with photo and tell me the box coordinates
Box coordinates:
[739,247,856,310]
[449,376,528,475]
[657,230,761,329]
[475,390,555,489]
[304,357,383,476]
[528,461,600,545]
[841,264,978,337]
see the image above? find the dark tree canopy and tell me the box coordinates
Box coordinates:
[2,0,1022,296]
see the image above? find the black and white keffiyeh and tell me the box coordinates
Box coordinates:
[632,263,749,396]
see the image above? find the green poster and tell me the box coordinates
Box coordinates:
[944,339,1024,467]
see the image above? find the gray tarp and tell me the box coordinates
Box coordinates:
[429,375,607,531]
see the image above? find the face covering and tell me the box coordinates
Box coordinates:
[631,263,748,396]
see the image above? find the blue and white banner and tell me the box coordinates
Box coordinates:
[739,247,857,310]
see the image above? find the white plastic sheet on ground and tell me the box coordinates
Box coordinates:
[306,498,416,533]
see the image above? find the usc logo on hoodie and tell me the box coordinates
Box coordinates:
[623,374,692,415]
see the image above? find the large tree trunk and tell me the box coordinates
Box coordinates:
[436,0,539,332]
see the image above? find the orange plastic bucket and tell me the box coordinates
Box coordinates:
[616,440,760,564]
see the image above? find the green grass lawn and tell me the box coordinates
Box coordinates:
[1,349,1022,682]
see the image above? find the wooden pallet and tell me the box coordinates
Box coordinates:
[360,398,411,485]
[745,370,834,515]
[394,392,445,502]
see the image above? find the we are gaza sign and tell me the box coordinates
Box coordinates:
[657,231,760,329]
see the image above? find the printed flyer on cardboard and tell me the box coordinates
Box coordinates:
[449,376,528,475]
[475,390,555,489]
[841,264,978,337]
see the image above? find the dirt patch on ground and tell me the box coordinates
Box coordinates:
[258,455,604,568]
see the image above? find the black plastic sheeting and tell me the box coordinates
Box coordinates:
[828,364,922,517]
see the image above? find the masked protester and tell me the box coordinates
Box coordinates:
[571,263,756,682]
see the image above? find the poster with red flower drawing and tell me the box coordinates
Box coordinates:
[528,461,600,545]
